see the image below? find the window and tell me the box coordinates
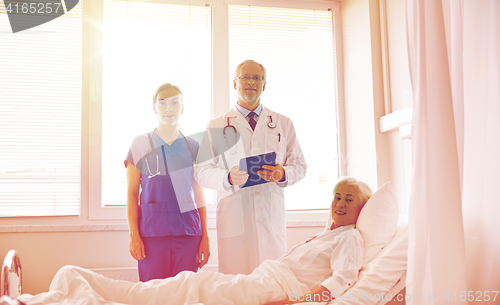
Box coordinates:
[0,2,82,217]
[2,0,341,220]
[90,1,213,218]
[228,5,339,210]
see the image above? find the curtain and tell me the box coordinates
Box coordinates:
[406,0,500,304]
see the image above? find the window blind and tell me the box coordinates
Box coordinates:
[0,4,82,216]
[228,5,339,210]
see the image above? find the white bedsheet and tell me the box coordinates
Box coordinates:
[17,261,308,305]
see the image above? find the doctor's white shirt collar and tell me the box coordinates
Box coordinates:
[236,103,263,118]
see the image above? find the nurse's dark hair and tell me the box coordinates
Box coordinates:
[333,177,372,205]
[153,83,182,105]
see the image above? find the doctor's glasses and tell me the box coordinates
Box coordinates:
[235,75,265,83]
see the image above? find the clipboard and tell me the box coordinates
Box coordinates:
[239,152,277,188]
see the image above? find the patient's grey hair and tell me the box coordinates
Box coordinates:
[326,177,372,229]
[333,177,372,205]
[234,59,267,81]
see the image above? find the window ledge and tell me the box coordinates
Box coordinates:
[379,107,413,139]
[0,220,325,233]
[0,224,130,233]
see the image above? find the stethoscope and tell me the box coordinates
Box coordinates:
[145,129,195,179]
[223,115,277,134]
[223,115,279,143]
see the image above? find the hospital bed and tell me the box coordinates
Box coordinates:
[1,225,406,305]
[1,250,22,304]
[0,218,408,305]
[0,220,407,305]
[1,184,408,305]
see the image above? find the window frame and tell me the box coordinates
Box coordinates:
[87,0,219,220]
[1,0,343,225]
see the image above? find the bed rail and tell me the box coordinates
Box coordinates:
[1,250,22,298]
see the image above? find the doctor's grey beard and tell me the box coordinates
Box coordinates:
[240,94,260,107]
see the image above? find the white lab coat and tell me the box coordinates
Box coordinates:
[194,106,307,275]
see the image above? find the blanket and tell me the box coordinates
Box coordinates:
[17,261,309,305]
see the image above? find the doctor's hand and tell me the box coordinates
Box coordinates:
[257,163,285,182]
[129,235,146,261]
[229,165,249,186]
[198,234,210,269]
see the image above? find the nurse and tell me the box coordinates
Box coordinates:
[125,83,209,281]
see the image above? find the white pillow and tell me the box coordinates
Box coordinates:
[331,218,409,305]
[356,181,399,264]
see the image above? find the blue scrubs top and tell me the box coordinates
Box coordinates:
[125,132,202,238]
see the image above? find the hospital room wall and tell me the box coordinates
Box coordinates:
[383,0,413,211]
[341,0,412,211]
[0,0,412,296]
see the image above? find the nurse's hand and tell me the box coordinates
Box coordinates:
[129,235,146,260]
[229,165,249,186]
[258,163,285,182]
[198,234,210,269]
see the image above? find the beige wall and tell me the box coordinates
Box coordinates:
[383,0,413,210]
[1,230,135,294]
[386,0,412,112]
[341,0,381,189]
[341,0,412,210]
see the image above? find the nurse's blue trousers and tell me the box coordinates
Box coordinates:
[138,235,202,281]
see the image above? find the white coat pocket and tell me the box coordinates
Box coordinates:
[270,191,286,239]
[265,130,286,165]
[216,193,244,238]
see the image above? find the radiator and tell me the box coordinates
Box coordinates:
[89,265,218,282]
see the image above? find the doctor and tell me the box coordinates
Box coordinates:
[194,59,307,275]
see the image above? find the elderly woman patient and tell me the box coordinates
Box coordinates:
[15,177,372,305]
